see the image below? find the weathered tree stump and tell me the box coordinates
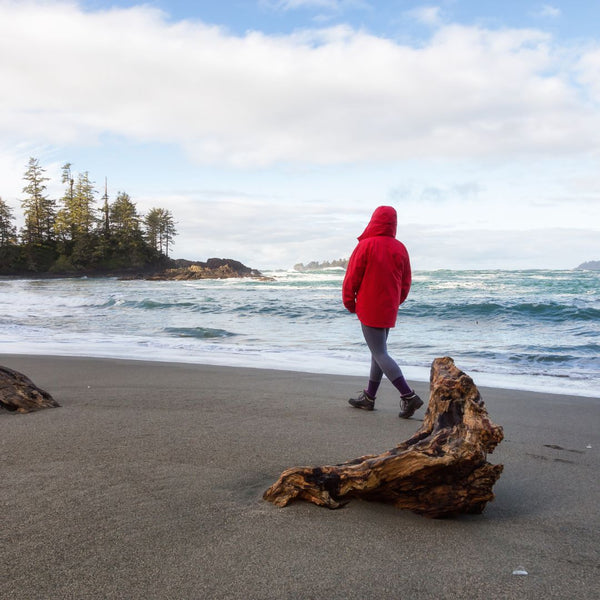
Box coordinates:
[263,357,504,518]
[0,366,59,413]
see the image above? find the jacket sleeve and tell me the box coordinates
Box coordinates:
[342,244,366,313]
[399,251,412,305]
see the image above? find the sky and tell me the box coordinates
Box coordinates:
[1,0,599,271]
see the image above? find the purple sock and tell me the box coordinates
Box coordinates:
[392,376,412,396]
[366,380,381,398]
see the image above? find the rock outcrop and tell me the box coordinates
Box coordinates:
[294,259,348,272]
[576,261,600,271]
[128,258,270,281]
[0,366,60,413]
[263,357,504,518]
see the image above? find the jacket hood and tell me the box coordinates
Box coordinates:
[358,206,397,240]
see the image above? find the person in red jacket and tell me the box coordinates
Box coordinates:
[342,205,423,418]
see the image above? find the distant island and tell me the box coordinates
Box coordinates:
[576,261,600,271]
[294,258,348,271]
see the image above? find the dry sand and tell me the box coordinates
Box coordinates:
[1,354,599,600]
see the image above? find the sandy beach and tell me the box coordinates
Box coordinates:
[1,354,599,599]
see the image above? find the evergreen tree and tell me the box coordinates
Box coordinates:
[0,197,17,246]
[110,192,140,236]
[0,197,23,273]
[144,207,177,257]
[20,157,55,245]
[107,192,155,267]
[144,207,161,252]
[100,177,110,236]
[20,157,57,271]
[73,171,98,234]
[54,163,75,245]
[2,159,177,274]
[55,164,97,243]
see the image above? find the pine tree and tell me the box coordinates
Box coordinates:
[144,207,177,257]
[107,191,154,267]
[101,177,110,236]
[144,207,161,252]
[162,209,176,258]
[54,163,75,245]
[110,192,140,237]
[0,197,18,246]
[55,164,97,242]
[20,157,55,245]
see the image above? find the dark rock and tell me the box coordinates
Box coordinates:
[141,258,270,281]
[0,366,60,413]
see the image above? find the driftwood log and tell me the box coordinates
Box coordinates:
[263,357,504,518]
[0,366,59,413]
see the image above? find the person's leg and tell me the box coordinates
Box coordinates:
[361,324,412,395]
[361,324,423,417]
[348,328,386,410]
[365,353,384,398]
[349,324,423,416]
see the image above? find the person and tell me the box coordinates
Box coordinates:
[342,205,423,418]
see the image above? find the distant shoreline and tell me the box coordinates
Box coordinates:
[0,257,268,281]
[576,260,600,271]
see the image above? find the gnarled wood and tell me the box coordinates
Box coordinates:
[0,366,59,413]
[263,357,503,518]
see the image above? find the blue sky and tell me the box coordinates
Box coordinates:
[1,0,599,270]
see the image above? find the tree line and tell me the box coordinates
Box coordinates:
[0,157,177,274]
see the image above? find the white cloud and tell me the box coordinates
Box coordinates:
[262,0,370,12]
[576,45,600,103]
[0,2,598,169]
[263,0,339,10]
[535,5,561,19]
[1,1,599,270]
[405,5,442,26]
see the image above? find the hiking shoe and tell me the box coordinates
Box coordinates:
[399,391,423,419]
[348,390,375,411]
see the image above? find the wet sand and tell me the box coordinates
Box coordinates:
[1,354,599,599]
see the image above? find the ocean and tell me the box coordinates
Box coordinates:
[1,269,598,398]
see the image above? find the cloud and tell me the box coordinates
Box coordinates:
[0,2,598,169]
[134,189,358,268]
[405,5,442,27]
[576,45,600,103]
[263,0,340,10]
[403,226,600,270]
[535,5,561,19]
[261,0,370,12]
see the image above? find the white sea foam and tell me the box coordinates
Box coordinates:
[1,270,599,398]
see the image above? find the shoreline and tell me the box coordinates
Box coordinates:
[2,351,599,400]
[2,353,599,599]
[3,269,599,401]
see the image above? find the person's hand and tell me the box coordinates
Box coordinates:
[344,300,356,313]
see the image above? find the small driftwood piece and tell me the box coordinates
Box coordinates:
[263,357,503,518]
[0,366,59,413]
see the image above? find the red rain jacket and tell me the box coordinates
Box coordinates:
[342,206,412,328]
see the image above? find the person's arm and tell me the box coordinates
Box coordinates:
[399,250,412,305]
[342,245,366,313]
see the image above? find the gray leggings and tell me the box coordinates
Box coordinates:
[361,324,404,383]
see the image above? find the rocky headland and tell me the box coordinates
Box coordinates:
[576,260,600,271]
[293,258,348,271]
[129,257,271,281]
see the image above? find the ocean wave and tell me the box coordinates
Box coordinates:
[116,299,203,311]
[2,270,599,398]
[404,300,600,323]
[163,327,236,339]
